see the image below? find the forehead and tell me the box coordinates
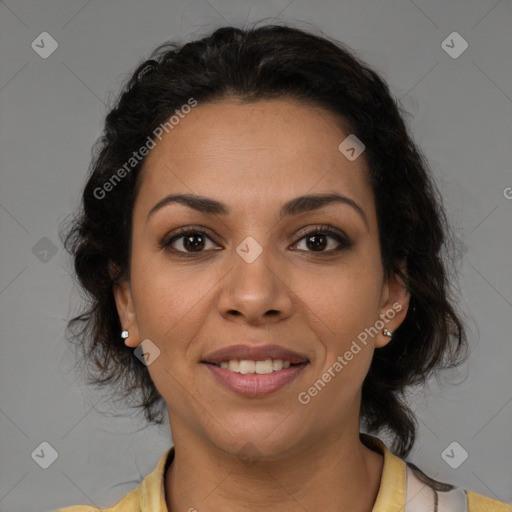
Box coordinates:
[135,98,374,221]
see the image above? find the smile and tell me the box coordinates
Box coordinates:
[202,360,309,397]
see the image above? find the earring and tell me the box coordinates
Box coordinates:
[382,328,393,338]
[121,330,129,340]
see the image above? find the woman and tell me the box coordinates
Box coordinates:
[56,24,510,512]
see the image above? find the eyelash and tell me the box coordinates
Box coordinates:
[159,225,352,258]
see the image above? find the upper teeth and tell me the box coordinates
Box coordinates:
[218,359,292,374]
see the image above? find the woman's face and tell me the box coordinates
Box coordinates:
[114,97,409,457]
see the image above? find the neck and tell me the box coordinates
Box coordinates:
[164,426,384,512]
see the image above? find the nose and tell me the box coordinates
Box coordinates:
[216,241,294,326]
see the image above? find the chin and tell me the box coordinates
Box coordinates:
[210,417,305,460]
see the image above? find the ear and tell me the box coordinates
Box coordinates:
[375,263,410,349]
[110,263,140,348]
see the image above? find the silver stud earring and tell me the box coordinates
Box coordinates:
[382,328,393,338]
[121,330,129,339]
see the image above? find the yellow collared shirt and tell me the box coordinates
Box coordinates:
[55,435,511,511]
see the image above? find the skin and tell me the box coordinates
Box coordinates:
[113,97,410,511]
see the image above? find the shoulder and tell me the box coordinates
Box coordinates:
[54,445,175,512]
[360,434,511,512]
[466,490,512,512]
[405,460,511,512]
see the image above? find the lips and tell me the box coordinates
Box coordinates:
[204,362,309,397]
[201,344,310,365]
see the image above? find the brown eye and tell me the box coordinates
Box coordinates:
[307,233,328,251]
[160,228,220,256]
[293,226,351,254]
[178,232,206,252]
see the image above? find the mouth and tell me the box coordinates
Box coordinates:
[200,344,310,396]
[201,343,310,367]
[202,359,306,374]
[202,359,309,398]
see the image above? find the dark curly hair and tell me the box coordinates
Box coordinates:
[60,23,468,458]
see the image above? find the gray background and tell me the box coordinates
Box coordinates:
[1,0,511,510]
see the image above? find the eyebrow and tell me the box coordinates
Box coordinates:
[146,192,369,230]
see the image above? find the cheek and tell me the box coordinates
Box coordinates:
[130,267,203,404]
[294,261,382,336]
[296,272,378,413]
[291,258,382,400]
[129,258,202,357]
[131,247,204,322]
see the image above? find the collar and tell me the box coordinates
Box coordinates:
[360,433,407,511]
[140,444,174,511]
[140,434,406,511]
